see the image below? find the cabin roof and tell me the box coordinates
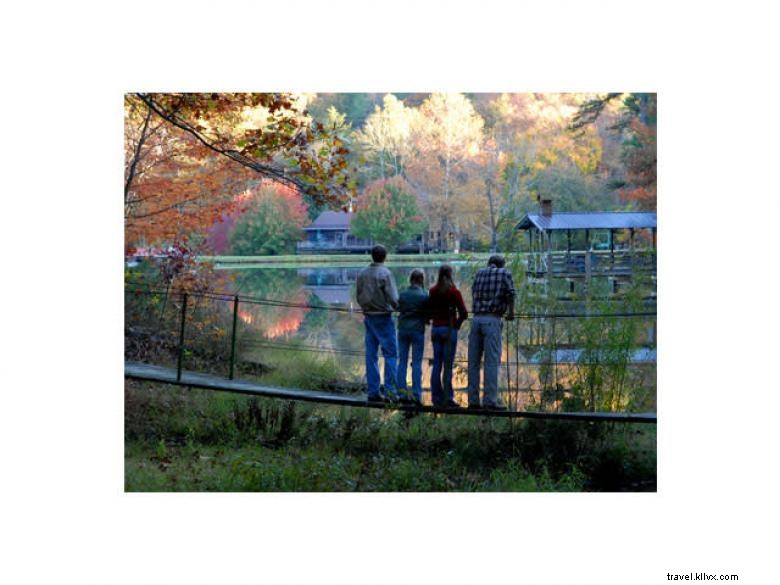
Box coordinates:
[305,211,353,231]
[516,211,657,231]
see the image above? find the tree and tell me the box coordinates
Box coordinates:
[307,93,383,128]
[350,176,427,250]
[125,95,259,251]
[134,93,356,208]
[469,134,503,251]
[405,93,485,251]
[228,182,309,255]
[569,93,656,209]
[471,93,613,250]
[354,94,414,180]
[125,92,358,254]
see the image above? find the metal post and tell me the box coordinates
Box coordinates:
[505,317,511,408]
[514,317,520,410]
[229,295,239,380]
[552,315,558,412]
[176,292,188,382]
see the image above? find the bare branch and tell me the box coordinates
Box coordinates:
[125,194,210,220]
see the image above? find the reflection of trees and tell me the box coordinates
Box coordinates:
[235,269,308,339]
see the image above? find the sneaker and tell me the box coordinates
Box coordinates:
[482,402,508,411]
[467,404,482,411]
[367,394,386,404]
[443,400,462,409]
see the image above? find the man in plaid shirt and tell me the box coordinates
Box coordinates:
[467,255,515,410]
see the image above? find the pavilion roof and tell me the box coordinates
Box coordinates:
[516,211,657,231]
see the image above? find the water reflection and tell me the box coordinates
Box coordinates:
[298,267,356,307]
[233,269,310,339]
[218,263,656,409]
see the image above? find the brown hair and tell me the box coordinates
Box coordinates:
[435,264,454,292]
[410,269,425,286]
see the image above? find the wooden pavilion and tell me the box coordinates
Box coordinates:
[516,199,656,293]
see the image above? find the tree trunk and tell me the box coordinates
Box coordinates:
[125,106,153,209]
[486,179,498,252]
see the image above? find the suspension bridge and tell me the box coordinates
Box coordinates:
[124,284,657,424]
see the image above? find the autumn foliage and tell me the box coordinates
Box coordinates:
[125,92,657,258]
[125,95,259,251]
[350,176,427,249]
[227,182,309,256]
[125,92,355,254]
[617,120,657,210]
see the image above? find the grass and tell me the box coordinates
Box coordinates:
[125,380,656,492]
[125,442,588,492]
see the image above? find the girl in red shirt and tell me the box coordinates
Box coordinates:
[427,265,468,408]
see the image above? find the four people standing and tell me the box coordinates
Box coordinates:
[358,248,515,411]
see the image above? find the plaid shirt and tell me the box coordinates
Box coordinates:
[471,266,515,315]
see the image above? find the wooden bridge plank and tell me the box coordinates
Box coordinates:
[124,362,657,423]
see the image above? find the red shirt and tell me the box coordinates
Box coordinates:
[427,284,468,329]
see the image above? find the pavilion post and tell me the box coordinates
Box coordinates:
[584,229,592,281]
[609,228,615,287]
[546,229,553,289]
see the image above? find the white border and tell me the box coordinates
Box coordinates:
[4,1,778,583]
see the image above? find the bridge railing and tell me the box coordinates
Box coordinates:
[526,249,657,278]
[125,283,657,413]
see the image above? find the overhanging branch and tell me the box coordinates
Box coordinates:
[135,93,304,192]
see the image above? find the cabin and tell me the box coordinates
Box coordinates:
[296,211,373,254]
[296,211,428,254]
[516,199,656,293]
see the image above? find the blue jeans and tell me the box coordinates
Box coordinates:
[364,314,399,399]
[467,315,503,407]
[430,325,458,405]
[397,329,425,401]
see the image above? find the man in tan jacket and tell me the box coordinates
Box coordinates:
[356,245,400,402]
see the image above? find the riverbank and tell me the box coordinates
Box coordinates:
[200,252,495,268]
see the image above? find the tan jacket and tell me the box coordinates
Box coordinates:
[356,263,399,314]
